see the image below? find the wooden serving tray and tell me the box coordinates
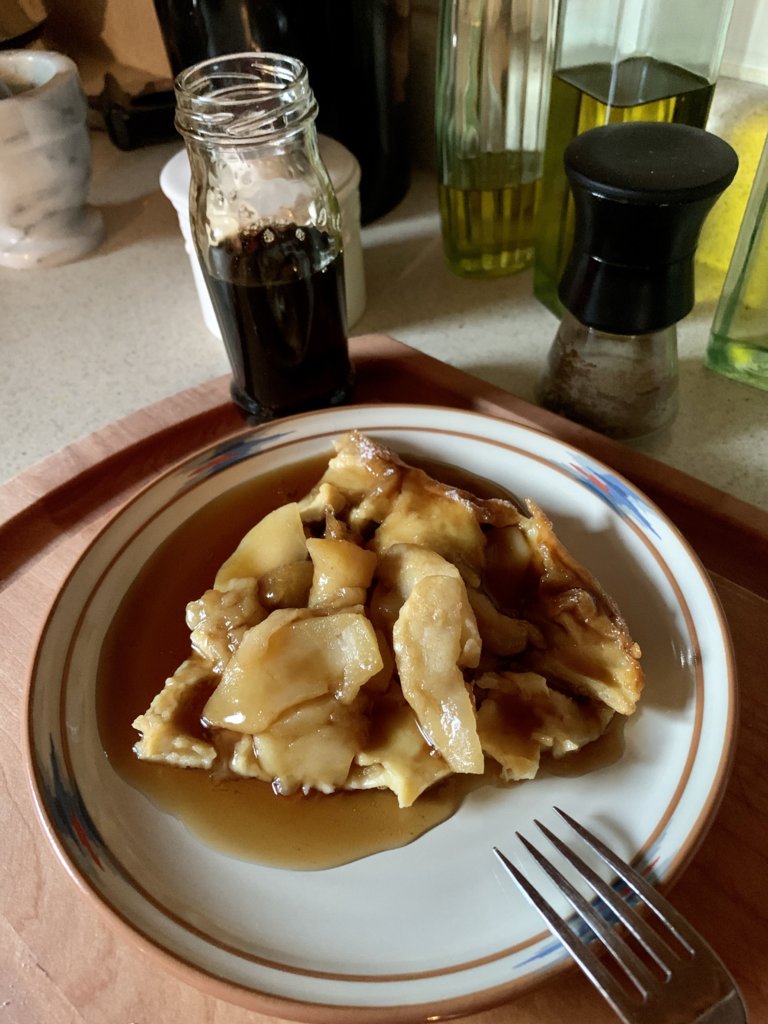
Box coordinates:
[2,335,766,1023]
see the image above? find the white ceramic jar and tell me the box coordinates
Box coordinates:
[160,134,366,334]
[0,50,104,269]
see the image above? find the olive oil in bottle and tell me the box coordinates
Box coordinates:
[434,0,554,279]
[438,150,542,277]
[533,56,715,315]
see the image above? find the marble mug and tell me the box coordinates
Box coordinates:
[0,50,104,269]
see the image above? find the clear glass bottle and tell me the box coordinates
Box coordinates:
[532,0,735,315]
[538,122,737,441]
[175,52,353,421]
[435,0,555,278]
[706,130,768,391]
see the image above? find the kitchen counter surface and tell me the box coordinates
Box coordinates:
[1,116,767,511]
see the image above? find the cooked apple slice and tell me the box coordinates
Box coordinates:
[257,561,314,610]
[202,608,383,733]
[298,481,348,523]
[376,543,480,667]
[351,689,452,807]
[392,575,484,774]
[372,473,487,586]
[253,695,367,795]
[306,537,378,610]
[214,502,308,589]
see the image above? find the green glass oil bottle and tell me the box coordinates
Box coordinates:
[706,131,768,390]
[533,0,735,316]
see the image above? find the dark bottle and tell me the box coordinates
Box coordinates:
[537,122,738,440]
[175,52,353,421]
[153,0,411,224]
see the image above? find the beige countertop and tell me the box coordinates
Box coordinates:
[1,120,767,511]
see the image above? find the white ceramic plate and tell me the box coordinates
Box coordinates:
[26,405,736,1022]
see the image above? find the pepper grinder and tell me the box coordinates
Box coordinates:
[537,122,738,441]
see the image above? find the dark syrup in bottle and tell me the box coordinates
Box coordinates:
[200,224,353,420]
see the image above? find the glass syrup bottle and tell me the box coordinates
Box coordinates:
[175,52,353,421]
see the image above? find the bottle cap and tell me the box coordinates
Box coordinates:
[557,122,738,334]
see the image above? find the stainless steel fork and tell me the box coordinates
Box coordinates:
[494,808,747,1023]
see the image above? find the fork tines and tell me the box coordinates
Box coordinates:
[493,807,742,1024]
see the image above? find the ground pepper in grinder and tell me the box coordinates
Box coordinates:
[175,53,353,421]
[537,122,737,441]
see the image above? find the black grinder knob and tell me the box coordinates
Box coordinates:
[557,122,738,335]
